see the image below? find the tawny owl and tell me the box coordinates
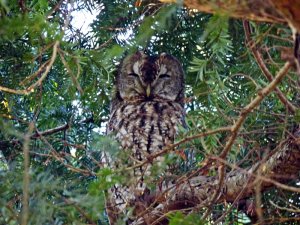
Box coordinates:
[106,51,185,224]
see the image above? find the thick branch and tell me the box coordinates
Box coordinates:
[132,135,300,224]
[161,0,300,32]
[175,137,300,204]
[130,62,295,224]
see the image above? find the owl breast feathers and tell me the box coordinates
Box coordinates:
[106,52,185,224]
[108,51,185,154]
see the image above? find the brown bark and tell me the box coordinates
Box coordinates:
[117,2,300,224]
[162,0,300,32]
[131,134,300,224]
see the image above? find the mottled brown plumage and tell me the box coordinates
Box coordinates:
[106,51,185,224]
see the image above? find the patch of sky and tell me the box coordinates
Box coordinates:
[70,2,99,34]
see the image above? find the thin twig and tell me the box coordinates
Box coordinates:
[0,41,59,95]
[62,0,73,33]
[19,59,51,86]
[210,61,291,224]
[36,129,93,176]
[31,123,69,139]
[63,197,97,225]
[30,117,94,139]
[46,0,65,18]
[243,20,297,113]
[58,50,83,94]
[253,216,300,225]
[219,61,291,160]
[269,200,300,213]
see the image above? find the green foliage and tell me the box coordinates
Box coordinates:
[168,212,205,225]
[0,167,106,224]
[90,168,117,194]
[0,0,299,224]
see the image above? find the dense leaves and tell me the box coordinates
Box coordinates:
[0,0,299,224]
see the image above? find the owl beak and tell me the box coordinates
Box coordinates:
[146,85,151,97]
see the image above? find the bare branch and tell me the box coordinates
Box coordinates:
[243,20,297,113]
[31,123,69,139]
[219,62,291,160]
[131,136,300,224]
[0,41,59,95]
[58,49,84,94]
[30,117,94,139]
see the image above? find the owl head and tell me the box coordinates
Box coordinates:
[115,51,184,105]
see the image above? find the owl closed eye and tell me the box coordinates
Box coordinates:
[116,51,185,104]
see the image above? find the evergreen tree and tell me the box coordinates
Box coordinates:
[0,1,299,224]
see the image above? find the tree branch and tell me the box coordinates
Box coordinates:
[219,61,291,160]
[243,20,297,113]
[131,134,300,224]
[0,41,59,95]
[30,117,94,139]
[130,61,294,225]
[161,0,300,32]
